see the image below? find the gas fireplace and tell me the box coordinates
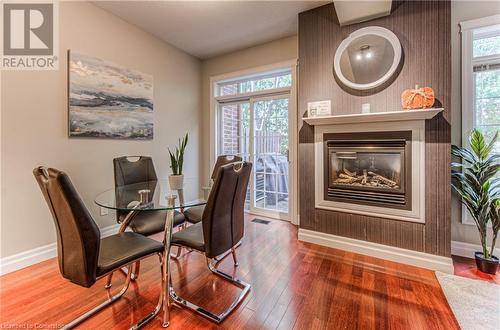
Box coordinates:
[324,131,412,210]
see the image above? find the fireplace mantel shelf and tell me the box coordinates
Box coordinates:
[303,108,443,126]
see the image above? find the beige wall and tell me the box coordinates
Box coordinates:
[0,2,201,257]
[450,1,500,245]
[200,35,298,184]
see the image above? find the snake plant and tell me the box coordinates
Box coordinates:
[168,133,188,175]
[451,129,499,259]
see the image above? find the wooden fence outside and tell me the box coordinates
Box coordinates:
[241,128,283,155]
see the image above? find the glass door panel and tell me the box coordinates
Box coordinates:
[252,97,290,218]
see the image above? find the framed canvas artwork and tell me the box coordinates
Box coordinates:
[68,51,154,139]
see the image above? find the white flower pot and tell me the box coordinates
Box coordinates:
[168,174,184,190]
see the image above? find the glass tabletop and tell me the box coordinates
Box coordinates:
[95,179,206,211]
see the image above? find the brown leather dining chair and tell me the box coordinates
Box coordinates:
[33,167,166,329]
[114,156,186,234]
[111,156,185,283]
[170,161,252,323]
[183,154,242,224]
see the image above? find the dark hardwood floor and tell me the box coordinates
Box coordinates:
[0,215,461,329]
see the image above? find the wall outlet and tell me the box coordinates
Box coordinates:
[100,207,109,216]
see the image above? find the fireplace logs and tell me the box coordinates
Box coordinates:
[333,169,399,189]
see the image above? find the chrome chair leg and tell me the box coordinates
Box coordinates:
[169,254,250,323]
[105,207,141,289]
[132,261,141,280]
[170,223,189,260]
[129,253,165,330]
[66,253,167,330]
[104,273,113,289]
[231,248,238,266]
[214,240,242,265]
[175,246,182,258]
[63,265,133,329]
[105,265,137,289]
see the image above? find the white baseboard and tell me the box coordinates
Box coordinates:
[451,240,499,259]
[0,224,121,276]
[298,229,454,274]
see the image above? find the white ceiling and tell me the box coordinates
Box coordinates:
[94,1,327,59]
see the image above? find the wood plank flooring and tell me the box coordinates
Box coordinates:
[0,215,460,329]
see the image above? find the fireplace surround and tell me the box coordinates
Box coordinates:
[298,1,451,271]
[325,131,412,210]
[313,118,427,224]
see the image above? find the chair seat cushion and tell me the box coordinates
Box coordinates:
[129,210,185,236]
[183,205,204,224]
[171,222,205,252]
[97,232,163,276]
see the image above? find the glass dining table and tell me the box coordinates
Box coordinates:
[94,178,206,328]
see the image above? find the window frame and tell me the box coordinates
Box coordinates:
[459,14,500,225]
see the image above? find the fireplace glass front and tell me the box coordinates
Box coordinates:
[325,134,411,209]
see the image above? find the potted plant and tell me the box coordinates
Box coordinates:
[168,133,188,190]
[451,129,499,274]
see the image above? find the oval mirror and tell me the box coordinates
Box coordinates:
[334,26,402,90]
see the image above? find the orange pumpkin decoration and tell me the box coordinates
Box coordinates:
[401,85,435,109]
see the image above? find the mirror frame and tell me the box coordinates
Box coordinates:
[333,26,402,90]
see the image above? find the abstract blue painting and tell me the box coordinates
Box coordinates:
[68,51,154,139]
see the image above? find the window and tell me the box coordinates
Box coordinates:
[461,16,500,146]
[460,15,500,224]
[216,70,292,97]
[472,25,500,152]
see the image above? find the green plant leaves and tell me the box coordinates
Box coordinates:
[451,128,499,259]
[452,145,478,164]
[470,129,488,160]
[168,133,188,176]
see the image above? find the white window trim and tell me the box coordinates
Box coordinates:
[209,60,299,224]
[459,14,500,225]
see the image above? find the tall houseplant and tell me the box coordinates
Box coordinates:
[451,129,499,274]
[168,133,188,190]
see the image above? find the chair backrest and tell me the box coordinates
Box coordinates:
[114,156,157,221]
[202,162,252,258]
[33,167,100,288]
[211,155,243,181]
[114,156,157,187]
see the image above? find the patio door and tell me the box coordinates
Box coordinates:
[250,95,290,220]
[213,64,296,222]
[217,93,291,220]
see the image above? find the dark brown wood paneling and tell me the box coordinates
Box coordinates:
[365,216,425,251]
[298,1,451,256]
